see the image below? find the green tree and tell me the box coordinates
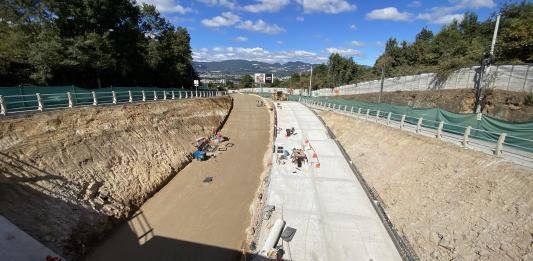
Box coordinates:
[497,1,533,62]
[240,75,254,88]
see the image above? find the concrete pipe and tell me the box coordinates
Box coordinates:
[260,219,286,256]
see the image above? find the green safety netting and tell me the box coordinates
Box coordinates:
[0,86,197,112]
[281,94,533,153]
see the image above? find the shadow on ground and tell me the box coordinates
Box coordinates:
[0,151,249,261]
[83,209,248,261]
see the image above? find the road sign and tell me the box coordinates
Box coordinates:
[254,73,265,84]
[265,73,274,84]
[194,80,199,87]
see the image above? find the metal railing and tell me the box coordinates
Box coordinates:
[299,98,533,168]
[0,90,228,116]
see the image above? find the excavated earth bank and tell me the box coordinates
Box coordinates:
[0,97,232,259]
[318,111,533,261]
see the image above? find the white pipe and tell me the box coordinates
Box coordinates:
[260,219,286,256]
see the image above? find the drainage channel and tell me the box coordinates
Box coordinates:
[310,106,419,261]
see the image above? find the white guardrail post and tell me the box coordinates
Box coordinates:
[358,108,361,115]
[351,106,354,113]
[36,93,43,111]
[172,91,175,100]
[92,91,98,106]
[376,110,380,122]
[142,90,146,101]
[365,109,370,120]
[185,91,188,99]
[112,91,117,104]
[128,90,133,103]
[462,126,472,147]
[416,117,423,133]
[163,91,167,100]
[495,133,507,157]
[400,115,406,129]
[153,91,157,101]
[437,121,444,139]
[387,112,391,126]
[0,95,6,115]
[67,92,73,108]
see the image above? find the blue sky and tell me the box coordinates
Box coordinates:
[139,0,504,66]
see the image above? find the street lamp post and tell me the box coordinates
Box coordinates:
[308,65,313,97]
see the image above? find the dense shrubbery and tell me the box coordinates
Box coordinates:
[0,0,196,88]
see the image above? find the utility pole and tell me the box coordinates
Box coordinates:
[476,14,500,114]
[378,66,385,103]
[490,14,501,57]
[309,65,313,97]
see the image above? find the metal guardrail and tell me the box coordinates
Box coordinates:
[0,90,228,116]
[299,97,533,168]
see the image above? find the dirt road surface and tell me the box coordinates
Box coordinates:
[84,94,271,261]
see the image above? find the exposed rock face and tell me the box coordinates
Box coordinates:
[0,97,232,259]
[319,111,533,261]
[338,89,533,122]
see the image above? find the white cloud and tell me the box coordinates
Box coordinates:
[243,0,290,13]
[296,0,356,14]
[276,40,284,44]
[366,7,413,21]
[234,36,248,42]
[351,40,364,47]
[432,13,464,24]
[376,41,385,47]
[408,1,422,7]
[416,0,495,24]
[202,12,284,34]
[349,24,357,30]
[296,16,305,22]
[455,0,495,8]
[138,0,192,14]
[197,0,238,9]
[325,48,362,57]
[201,12,240,27]
[193,46,323,63]
[237,19,284,34]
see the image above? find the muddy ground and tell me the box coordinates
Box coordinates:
[84,94,272,261]
[319,110,533,260]
[0,97,232,259]
[338,89,533,122]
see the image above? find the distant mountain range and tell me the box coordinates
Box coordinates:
[193,60,316,78]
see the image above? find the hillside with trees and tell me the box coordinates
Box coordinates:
[279,1,532,91]
[0,0,196,88]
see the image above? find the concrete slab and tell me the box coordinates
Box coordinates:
[257,101,401,261]
[0,215,62,261]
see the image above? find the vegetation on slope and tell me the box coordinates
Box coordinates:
[269,1,532,90]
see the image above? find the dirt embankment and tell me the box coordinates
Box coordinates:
[338,89,533,122]
[318,111,533,260]
[0,97,232,259]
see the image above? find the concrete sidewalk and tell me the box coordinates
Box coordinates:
[258,101,401,260]
[0,215,62,261]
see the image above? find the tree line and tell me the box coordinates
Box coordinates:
[240,1,531,90]
[0,0,196,88]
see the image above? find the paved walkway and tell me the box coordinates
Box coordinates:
[259,101,401,260]
[0,215,62,260]
[85,94,271,261]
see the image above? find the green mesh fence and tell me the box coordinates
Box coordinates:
[0,86,196,112]
[277,94,532,153]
